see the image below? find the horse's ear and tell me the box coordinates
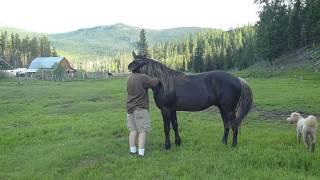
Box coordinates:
[132,51,137,58]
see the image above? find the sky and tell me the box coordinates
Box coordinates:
[0,0,259,34]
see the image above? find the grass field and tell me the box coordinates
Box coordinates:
[1,74,320,179]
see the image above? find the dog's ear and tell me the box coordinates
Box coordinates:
[293,112,301,117]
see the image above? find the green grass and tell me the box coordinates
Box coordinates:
[1,75,320,179]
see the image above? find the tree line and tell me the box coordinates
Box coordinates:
[147,26,256,72]
[255,0,320,66]
[136,0,320,72]
[0,31,57,69]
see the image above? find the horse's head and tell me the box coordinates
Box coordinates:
[128,51,150,73]
[129,50,188,95]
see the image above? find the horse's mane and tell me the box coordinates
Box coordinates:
[138,56,187,93]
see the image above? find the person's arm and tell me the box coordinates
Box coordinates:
[146,78,160,88]
[149,78,160,88]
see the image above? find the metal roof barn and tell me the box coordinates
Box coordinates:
[26,57,75,73]
[0,58,13,70]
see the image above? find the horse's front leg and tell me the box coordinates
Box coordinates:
[161,109,171,150]
[171,111,181,146]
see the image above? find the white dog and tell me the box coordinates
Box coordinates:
[287,112,317,152]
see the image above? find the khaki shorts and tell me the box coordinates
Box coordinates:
[127,108,151,132]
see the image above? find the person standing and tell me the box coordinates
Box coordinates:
[126,72,159,157]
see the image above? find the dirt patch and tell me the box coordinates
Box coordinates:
[87,95,115,102]
[87,97,101,102]
[257,109,290,120]
[111,130,124,138]
[202,105,317,121]
[44,100,76,108]
[78,156,102,168]
[254,107,319,120]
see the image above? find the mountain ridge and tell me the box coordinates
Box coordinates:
[0,23,214,57]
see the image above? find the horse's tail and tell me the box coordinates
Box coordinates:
[235,78,253,124]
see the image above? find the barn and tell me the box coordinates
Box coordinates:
[0,58,13,70]
[26,57,75,74]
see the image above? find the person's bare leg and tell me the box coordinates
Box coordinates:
[138,131,146,156]
[129,131,137,153]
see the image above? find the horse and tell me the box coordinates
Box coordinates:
[128,51,253,149]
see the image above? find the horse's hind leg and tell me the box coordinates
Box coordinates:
[171,111,181,146]
[220,111,234,145]
[228,113,239,147]
[161,109,172,150]
[231,126,239,147]
[222,121,230,145]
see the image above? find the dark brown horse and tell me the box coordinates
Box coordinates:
[128,52,253,149]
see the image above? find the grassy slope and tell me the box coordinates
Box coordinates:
[1,73,320,179]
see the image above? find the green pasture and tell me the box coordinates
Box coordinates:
[0,74,320,179]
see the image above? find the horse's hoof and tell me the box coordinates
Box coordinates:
[175,139,181,146]
[165,144,171,150]
[221,139,227,145]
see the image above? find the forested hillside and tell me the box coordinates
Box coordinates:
[150,26,256,71]
[49,23,210,56]
[0,31,56,69]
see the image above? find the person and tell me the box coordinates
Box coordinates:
[126,71,159,157]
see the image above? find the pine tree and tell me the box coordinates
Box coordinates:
[305,0,320,45]
[288,0,303,49]
[255,0,288,67]
[14,33,22,68]
[21,36,30,67]
[51,47,58,57]
[0,31,7,59]
[137,29,149,57]
[9,33,16,68]
[39,36,51,57]
[30,37,40,61]
[192,38,204,72]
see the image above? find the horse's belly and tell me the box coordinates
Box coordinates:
[175,96,214,111]
[174,82,216,111]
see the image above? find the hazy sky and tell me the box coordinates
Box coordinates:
[0,0,259,33]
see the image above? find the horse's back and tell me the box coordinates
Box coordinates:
[205,71,241,110]
[186,71,240,93]
[173,71,241,111]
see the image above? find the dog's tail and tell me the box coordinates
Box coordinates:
[306,115,317,128]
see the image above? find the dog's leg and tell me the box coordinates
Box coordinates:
[297,130,301,143]
[302,130,309,148]
[311,129,316,152]
[297,128,301,144]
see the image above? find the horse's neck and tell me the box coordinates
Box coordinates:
[165,67,184,76]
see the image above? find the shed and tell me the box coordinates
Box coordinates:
[26,57,75,73]
[0,58,13,70]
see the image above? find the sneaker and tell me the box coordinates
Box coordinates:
[137,154,144,158]
[129,152,137,155]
